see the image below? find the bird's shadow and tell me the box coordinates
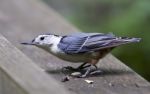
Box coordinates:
[46,67,134,77]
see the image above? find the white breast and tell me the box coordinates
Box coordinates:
[49,44,96,63]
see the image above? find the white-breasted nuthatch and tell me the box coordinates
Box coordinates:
[21,32,141,77]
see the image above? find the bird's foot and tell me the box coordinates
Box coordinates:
[78,65,101,78]
[77,66,92,78]
[79,70,102,78]
[62,63,91,72]
[62,64,101,78]
[79,74,87,78]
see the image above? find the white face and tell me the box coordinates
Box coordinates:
[33,35,54,47]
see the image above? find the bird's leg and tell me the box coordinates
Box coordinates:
[63,62,88,71]
[80,64,93,78]
[80,59,99,78]
[93,64,98,69]
[76,62,87,70]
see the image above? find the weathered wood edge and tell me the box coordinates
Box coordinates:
[0,0,149,94]
[0,34,72,94]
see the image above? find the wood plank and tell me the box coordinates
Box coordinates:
[0,69,27,94]
[0,0,150,94]
[0,34,71,94]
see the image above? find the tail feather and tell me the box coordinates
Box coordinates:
[88,37,141,51]
[119,37,141,43]
[105,37,142,48]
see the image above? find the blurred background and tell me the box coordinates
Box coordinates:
[42,0,150,81]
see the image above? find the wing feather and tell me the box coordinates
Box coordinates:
[58,32,139,54]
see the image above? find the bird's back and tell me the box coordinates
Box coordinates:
[58,32,141,54]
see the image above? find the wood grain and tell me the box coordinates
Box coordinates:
[0,0,149,94]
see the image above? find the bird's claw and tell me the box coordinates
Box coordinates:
[78,67,102,78]
[78,74,87,78]
[62,65,101,78]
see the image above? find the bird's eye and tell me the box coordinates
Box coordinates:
[40,37,45,40]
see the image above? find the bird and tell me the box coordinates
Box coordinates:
[21,32,141,77]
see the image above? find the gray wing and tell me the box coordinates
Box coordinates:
[58,32,140,54]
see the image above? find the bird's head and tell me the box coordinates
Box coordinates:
[21,34,61,48]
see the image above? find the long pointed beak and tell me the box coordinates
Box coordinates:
[21,42,36,45]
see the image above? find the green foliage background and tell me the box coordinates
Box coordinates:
[43,0,150,81]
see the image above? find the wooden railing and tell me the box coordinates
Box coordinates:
[0,0,149,94]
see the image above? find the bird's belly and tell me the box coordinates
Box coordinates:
[48,45,112,63]
[54,49,112,63]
